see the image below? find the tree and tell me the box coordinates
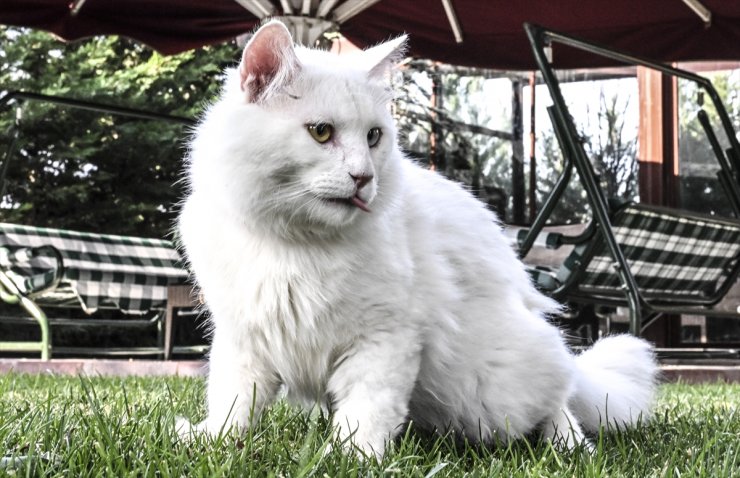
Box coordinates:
[393,61,515,220]
[534,132,591,224]
[532,84,638,224]
[677,71,740,216]
[582,90,638,201]
[0,27,236,237]
[393,65,644,225]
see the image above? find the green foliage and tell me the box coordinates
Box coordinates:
[394,63,514,220]
[394,66,642,225]
[530,79,640,225]
[3,30,737,235]
[581,90,638,201]
[677,71,740,216]
[533,132,592,224]
[1,374,738,477]
[0,27,237,237]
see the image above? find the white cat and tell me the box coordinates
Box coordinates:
[177,20,658,457]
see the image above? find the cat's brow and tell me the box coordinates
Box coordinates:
[343,79,363,118]
[281,87,301,100]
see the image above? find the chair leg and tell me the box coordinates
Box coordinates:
[164,285,200,360]
[156,312,165,359]
[626,291,643,337]
[0,273,52,360]
[164,307,173,360]
[21,296,51,360]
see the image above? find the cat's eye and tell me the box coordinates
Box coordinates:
[367,127,382,148]
[307,123,334,144]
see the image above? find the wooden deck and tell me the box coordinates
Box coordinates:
[1,358,738,383]
[0,358,205,377]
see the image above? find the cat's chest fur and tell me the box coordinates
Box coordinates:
[184,201,350,325]
[180,194,411,397]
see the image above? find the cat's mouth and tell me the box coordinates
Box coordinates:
[325,195,371,213]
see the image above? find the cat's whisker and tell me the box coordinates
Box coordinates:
[258,186,311,211]
[291,197,325,228]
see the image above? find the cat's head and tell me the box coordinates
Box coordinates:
[188,20,407,240]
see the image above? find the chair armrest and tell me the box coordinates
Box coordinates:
[0,245,65,296]
[516,228,564,249]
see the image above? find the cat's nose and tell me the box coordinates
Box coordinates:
[349,173,373,191]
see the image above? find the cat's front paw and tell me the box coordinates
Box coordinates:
[175,416,228,442]
[326,436,385,462]
[330,418,392,461]
[175,416,198,441]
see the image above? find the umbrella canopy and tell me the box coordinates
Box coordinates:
[1,0,739,70]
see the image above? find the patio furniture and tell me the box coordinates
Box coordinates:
[0,222,189,359]
[516,201,740,328]
[164,284,206,360]
[518,24,740,351]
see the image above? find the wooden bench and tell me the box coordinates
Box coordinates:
[164,284,204,360]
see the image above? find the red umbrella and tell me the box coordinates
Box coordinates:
[1,0,739,69]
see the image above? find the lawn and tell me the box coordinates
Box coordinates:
[0,374,738,477]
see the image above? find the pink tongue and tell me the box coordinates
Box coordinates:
[350,195,371,212]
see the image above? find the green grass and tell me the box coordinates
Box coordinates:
[0,374,738,477]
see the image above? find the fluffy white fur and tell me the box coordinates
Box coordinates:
[177,21,658,457]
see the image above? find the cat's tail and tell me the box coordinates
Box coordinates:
[568,335,659,433]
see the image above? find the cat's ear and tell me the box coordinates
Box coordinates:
[239,20,301,103]
[365,35,408,80]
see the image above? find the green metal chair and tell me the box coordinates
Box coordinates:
[516,202,740,330]
[518,25,740,347]
[0,223,189,359]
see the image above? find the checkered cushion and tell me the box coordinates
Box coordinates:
[0,245,63,293]
[0,223,188,314]
[570,204,740,300]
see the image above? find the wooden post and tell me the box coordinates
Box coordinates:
[637,67,679,207]
[637,66,681,346]
[164,284,200,360]
[511,79,526,225]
